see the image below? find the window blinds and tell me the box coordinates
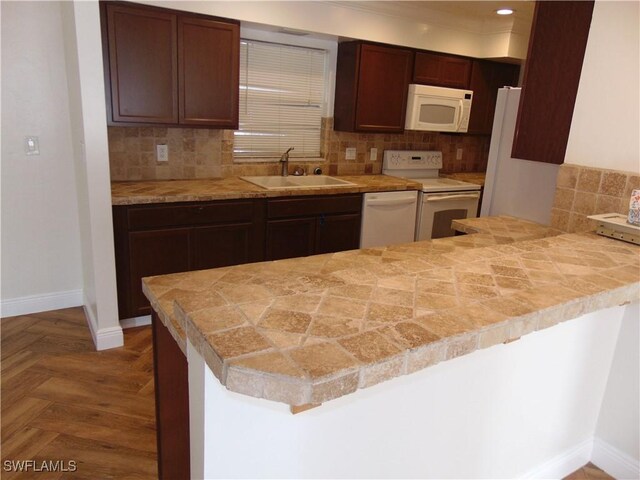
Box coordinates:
[234,39,326,159]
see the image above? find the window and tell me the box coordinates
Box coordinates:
[234,39,326,160]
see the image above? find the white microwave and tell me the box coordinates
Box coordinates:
[405,84,473,132]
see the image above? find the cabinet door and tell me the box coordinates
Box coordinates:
[468,60,520,134]
[414,52,471,89]
[354,44,413,133]
[192,224,252,270]
[266,218,316,261]
[512,1,594,164]
[315,213,361,255]
[178,16,240,128]
[128,229,191,316]
[105,4,178,124]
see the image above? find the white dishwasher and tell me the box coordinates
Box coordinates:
[359,190,418,248]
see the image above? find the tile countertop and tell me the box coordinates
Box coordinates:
[111,175,422,205]
[441,171,486,187]
[451,215,562,240]
[142,217,640,407]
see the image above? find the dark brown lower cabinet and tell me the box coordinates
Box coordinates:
[114,194,363,318]
[113,199,265,319]
[192,223,253,270]
[266,217,317,260]
[265,195,362,261]
[128,228,191,316]
[152,312,190,480]
[315,213,361,254]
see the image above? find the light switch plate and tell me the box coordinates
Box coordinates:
[369,148,378,162]
[156,144,169,162]
[456,148,463,160]
[345,147,356,160]
[25,136,40,156]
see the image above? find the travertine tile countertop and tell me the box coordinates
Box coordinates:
[142,217,639,407]
[112,175,421,205]
[442,171,486,186]
[452,215,562,240]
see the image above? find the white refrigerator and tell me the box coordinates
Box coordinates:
[480,87,559,225]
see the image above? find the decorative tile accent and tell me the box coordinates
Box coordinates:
[551,164,640,233]
[108,119,490,181]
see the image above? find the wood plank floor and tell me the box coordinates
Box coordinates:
[1,308,157,479]
[0,307,616,480]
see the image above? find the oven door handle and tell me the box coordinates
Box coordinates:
[425,193,480,202]
[365,197,417,206]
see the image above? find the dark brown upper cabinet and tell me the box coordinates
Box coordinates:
[102,2,239,128]
[178,16,239,127]
[413,51,472,89]
[512,1,595,164]
[467,60,520,135]
[334,41,414,133]
[105,4,178,124]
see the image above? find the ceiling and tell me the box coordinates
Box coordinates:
[330,1,536,33]
[396,1,535,19]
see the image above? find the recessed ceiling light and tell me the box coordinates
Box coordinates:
[496,8,514,15]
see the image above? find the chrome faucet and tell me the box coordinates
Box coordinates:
[280,147,294,176]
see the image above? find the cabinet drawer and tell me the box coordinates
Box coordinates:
[126,201,257,230]
[267,195,362,219]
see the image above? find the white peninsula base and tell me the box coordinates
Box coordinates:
[187,303,639,479]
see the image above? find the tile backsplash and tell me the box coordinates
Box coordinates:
[108,119,490,181]
[550,163,640,233]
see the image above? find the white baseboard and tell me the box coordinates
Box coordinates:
[520,437,593,479]
[120,315,151,329]
[0,289,83,318]
[592,437,640,480]
[83,303,123,351]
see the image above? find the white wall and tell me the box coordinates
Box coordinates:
[60,1,122,350]
[564,1,640,172]
[190,306,637,479]
[1,1,83,316]
[594,303,640,478]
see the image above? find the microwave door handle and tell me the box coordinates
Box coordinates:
[425,193,480,202]
[456,99,464,130]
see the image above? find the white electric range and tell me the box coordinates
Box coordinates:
[382,150,482,240]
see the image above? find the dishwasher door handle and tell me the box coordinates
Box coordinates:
[365,197,417,207]
[425,193,480,202]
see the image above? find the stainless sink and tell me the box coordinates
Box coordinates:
[241,175,355,190]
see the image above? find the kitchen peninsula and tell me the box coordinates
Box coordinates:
[143,214,639,479]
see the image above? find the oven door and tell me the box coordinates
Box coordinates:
[416,191,481,240]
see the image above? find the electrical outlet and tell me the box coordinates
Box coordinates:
[345,147,356,160]
[369,148,378,162]
[156,144,169,162]
[456,148,463,160]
